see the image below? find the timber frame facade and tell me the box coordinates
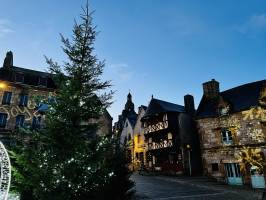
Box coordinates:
[142,97,201,175]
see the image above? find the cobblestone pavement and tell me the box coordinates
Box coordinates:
[131,173,264,200]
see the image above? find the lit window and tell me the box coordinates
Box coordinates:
[15,115,25,127]
[19,94,28,107]
[2,91,12,105]
[221,129,233,145]
[0,113,8,128]
[148,137,152,144]
[167,133,172,140]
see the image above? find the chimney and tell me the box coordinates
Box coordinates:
[203,79,220,98]
[3,51,13,68]
[184,94,195,116]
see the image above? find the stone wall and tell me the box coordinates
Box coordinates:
[0,84,52,131]
[197,107,266,182]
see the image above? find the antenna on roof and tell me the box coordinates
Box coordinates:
[151,94,154,99]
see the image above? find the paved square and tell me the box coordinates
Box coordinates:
[131,173,263,200]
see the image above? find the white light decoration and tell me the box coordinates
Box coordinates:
[0,141,11,200]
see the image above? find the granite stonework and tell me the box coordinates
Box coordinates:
[196,79,266,185]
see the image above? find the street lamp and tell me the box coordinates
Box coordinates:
[186,144,192,176]
[0,82,7,89]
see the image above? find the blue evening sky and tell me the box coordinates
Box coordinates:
[0,0,266,121]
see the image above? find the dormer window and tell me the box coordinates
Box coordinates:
[15,73,24,83]
[219,106,230,116]
[39,77,47,87]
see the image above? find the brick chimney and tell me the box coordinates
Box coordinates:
[3,51,13,68]
[184,94,195,116]
[203,79,220,98]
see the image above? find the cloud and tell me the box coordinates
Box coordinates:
[236,14,266,35]
[0,19,14,37]
[109,63,134,81]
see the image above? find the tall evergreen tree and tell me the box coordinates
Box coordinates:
[10,3,134,200]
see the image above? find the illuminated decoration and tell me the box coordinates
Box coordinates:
[0,99,42,123]
[247,128,264,143]
[220,116,241,136]
[0,141,11,200]
[148,140,173,150]
[241,106,266,142]
[242,107,266,121]
[144,114,168,134]
[235,147,265,174]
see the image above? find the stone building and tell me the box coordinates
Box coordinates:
[0,51,56,144]
[0,51,112,144]
[142,96,201,175]
[133,105,147,170]
[197,79,266,186]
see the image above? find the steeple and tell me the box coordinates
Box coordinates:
[127,92,132,102]
[125,92,134,112]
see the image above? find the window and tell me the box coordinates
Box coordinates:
[19,94,28,106]
[167,132,172,140]
[222,129,233,144]
[0,113,8,128]
[39,77,47,87]
[2,91,12,105]
[137,135,141,143]
[15,115,25,127]
[15,73,24,83]
[32,116,41,129]
[128,134,131,141]
[212,163,219,172]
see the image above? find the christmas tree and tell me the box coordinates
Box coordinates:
[10,3,134,200]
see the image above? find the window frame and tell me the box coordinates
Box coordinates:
[0,113,8,128]
[2,91,12,105]
[19,94,28,107]
[15,115,25,128]
[221,128,233,145]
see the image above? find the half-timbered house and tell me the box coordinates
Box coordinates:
[142,96,201,175]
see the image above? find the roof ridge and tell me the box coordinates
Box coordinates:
[221,79,266,94]
[152,98,184,107]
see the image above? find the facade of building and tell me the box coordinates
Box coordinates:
[142,96,201,175]
[0,51,56,144]
[0,51,112,144]
[133,105,147,170]
[197,79,266,186]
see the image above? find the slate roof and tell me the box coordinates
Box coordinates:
[142,98,185,119]
[140,105,147,110]
[0,66,56,89]
[127,114,137,128]
[196,79,266,118]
